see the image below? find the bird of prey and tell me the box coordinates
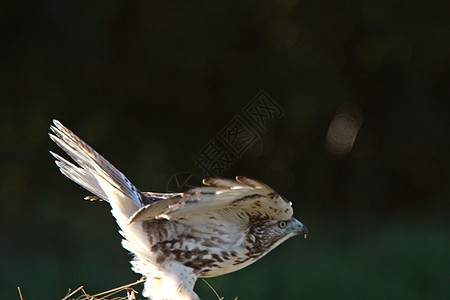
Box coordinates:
[49,120,308,300]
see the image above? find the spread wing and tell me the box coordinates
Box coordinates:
[129,176,293,224]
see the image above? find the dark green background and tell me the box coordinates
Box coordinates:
[1,1,448,299]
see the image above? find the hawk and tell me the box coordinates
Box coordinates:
[49,120,308,300]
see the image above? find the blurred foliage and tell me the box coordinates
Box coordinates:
[1,0,448,299]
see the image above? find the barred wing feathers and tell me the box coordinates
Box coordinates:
[49,120,151,253]
[129,176,293,224]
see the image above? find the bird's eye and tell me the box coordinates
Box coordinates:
[278,221,287,229]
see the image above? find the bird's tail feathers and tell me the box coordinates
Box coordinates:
[50,119,150,251]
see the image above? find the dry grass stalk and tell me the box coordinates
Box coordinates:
[17,287,24,300]
[61,278,146,300]
[19,278,237,300]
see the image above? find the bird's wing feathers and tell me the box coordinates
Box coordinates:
[51,151,109,200]
[49,120,144,208]
[129,176,293,224]
[49,120,152,254]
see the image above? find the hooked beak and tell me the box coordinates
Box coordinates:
[289,218,309,238]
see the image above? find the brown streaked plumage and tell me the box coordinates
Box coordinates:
[49,120,308,300]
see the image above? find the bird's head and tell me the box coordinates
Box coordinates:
[247,217,308,257]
